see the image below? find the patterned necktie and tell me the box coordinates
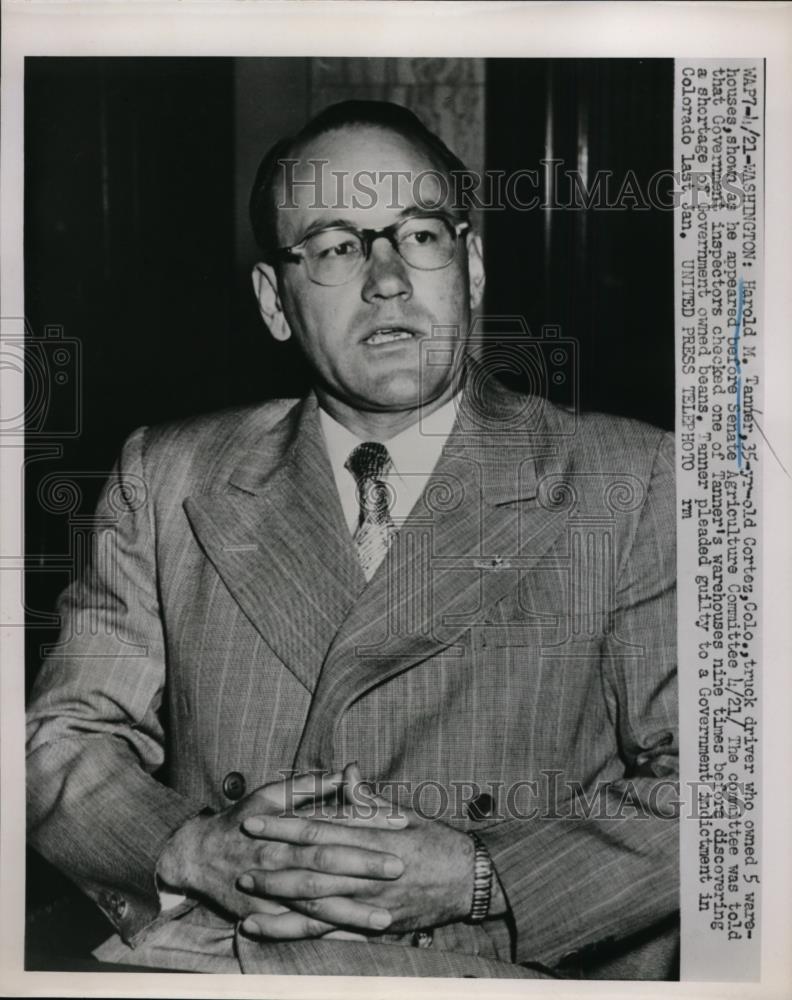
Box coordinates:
[345,442,396,581]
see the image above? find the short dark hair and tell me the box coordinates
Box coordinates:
[249,99,472,259]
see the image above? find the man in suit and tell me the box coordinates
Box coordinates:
[27,101,679,978]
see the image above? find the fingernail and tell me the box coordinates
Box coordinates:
[384,858,403,877]
[386,814,408,827]
[243,817,265,834]
[238,874,254,891]
[241,918,258,935]
[370,911,392,930]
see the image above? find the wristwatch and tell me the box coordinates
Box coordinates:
[466,831,493,923]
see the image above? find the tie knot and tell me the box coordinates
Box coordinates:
[345,441,391,485]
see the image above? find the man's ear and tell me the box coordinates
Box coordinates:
[252,262,292,342]
[466,230,486,311]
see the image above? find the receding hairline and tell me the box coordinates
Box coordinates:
[272,121,462,208]
[292,121,453,170]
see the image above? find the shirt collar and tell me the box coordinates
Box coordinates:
[318,395,460,482]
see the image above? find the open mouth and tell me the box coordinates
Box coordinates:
[364,327,418,346]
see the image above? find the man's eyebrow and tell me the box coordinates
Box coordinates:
[397,205,450,220]
[296,217,357,242]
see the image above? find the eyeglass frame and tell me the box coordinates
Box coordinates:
[270,213,471,285]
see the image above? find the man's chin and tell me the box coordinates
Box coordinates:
[361,377,453,415]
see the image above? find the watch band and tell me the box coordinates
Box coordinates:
[466,831,493,923]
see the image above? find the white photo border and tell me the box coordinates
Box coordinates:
[2,3,790,998]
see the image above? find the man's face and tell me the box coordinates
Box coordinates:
[265,125,484,417]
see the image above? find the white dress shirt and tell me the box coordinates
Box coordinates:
[318,395,460,535]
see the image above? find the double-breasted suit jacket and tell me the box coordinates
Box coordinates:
[27,378,679,978]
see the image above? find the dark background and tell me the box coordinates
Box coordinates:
[23,56,674,961]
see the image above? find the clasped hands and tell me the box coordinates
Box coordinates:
[158,763,482,941]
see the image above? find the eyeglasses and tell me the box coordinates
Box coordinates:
[273,214,470,287]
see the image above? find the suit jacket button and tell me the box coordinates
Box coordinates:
[222,771,246,801]
[467,792,495,821]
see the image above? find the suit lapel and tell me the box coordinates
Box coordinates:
[294,383,573,770]
[184,396,365,692]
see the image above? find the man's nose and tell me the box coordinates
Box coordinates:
[361,238,413,301]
